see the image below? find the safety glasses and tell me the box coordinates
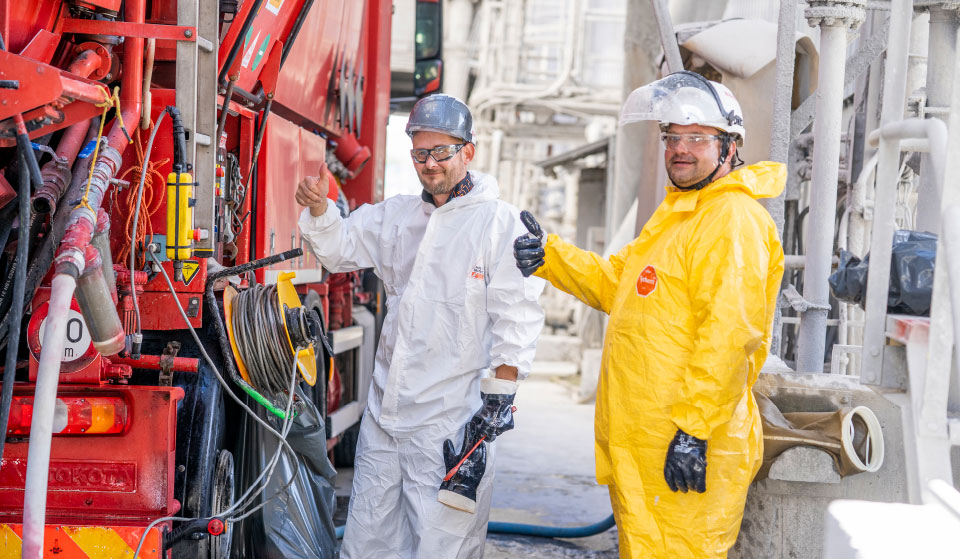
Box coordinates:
[410,143,466,164]
[660,133,722,150]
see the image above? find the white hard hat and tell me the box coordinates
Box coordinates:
[619,71,745,146]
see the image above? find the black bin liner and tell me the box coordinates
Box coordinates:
[829,230,937,316]
[231,387,339,558]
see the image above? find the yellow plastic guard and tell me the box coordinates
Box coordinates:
[277,272,317,386]
[222,285,253,385]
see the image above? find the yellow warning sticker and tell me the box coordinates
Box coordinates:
[181,260,200,286]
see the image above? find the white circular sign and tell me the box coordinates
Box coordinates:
[38,309,93,362]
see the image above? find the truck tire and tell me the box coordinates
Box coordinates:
[206,449,235,559]
[334,423,360,467]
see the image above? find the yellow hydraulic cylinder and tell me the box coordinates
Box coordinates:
[166,170,194,261]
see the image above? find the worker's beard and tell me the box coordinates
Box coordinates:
[417,166,463,196]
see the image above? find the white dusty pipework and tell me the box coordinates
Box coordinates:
[915,3,959,232]
[851,0,916,384]
[795,0,866,373]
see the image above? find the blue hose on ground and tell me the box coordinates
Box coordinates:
[334,514,615,541]
[487,514,616,538]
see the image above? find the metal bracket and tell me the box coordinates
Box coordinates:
[780,283,832,313]
[159,341,182,387]
[186,297,201,318]
[61,19,198,42]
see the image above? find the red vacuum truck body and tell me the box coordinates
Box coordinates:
[0,1,439,556]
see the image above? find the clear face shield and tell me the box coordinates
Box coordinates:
[618,72,737,131]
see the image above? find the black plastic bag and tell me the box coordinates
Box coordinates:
[231,387,339,558]
[828,230,937,316]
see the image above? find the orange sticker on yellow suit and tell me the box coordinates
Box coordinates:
[636,265,658,297]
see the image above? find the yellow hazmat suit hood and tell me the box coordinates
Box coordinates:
[536,161,785,558]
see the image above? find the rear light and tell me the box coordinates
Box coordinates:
[7,396,128,435]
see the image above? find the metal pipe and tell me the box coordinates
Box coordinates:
[140,38,155,130]
[763,0,800,358]
[766,0,798,232]
[943,205,960,361]
[916,7,958,231]
[784,254,840,269]
[860,117,947,382]
[66,49,103,79]
[649,0,683,73]
[106,0,145,151]
[21,273,77,559]
[74,245,124,356]
[859,0,917,383]
[869,118,947,180]
[110,354,200,373]
[91,208,117,304]
[796,9,863,373]
[32,119,91,214]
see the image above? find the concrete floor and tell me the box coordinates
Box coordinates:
[334,373,619,557]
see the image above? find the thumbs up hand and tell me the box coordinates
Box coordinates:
[296,163,331,217]
[514,210,545,277]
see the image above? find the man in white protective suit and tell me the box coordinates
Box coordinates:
[296,93,545,558]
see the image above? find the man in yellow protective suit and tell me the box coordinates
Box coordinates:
[513,71,785,558]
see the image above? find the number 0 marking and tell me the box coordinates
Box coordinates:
[66,318,84,343]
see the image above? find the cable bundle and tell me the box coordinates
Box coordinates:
[230,284,300,397]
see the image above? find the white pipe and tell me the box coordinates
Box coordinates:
[858,0,915,383]
[472,0,581,114]
[916,7,959,232]
[649,0,683,73]
[849,152,878,258]
[943,205,960,364]
[870,118,947,185]
[21,273,78,558]
[796,22,850,373]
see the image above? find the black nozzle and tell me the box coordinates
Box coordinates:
[165,106,187,173]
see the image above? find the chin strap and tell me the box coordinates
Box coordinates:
[672,134,735,192]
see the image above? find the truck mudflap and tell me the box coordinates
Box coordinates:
[0,524,162,558]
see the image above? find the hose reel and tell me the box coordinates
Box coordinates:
[223,271,319,417]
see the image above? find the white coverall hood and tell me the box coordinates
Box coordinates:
[299,170,545,558]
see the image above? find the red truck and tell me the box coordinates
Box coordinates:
[0,1,443,556]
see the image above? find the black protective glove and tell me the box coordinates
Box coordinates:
[468,377,518,442]
[514,210,545,277]
[663,429,708,493]
[438,422,487,514]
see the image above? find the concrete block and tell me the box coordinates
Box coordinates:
[768,447,841,484]
[730,489,782,559]
[579,348,603,402]
[530,360,579,377]
[782,496,832,559]
[533,334,582,363]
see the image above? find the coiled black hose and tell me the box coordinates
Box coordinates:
[231,284,299,398]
